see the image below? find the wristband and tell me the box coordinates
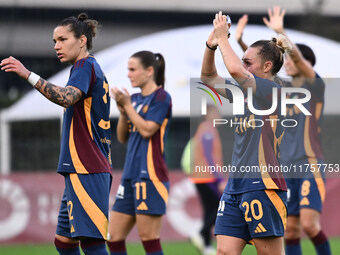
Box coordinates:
[27,72,40,87]
[206,41,217,51]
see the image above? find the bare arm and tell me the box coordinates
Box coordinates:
[214,12,256,92]
[201,31,228,98]
[235,14,249,52]
[263,6,315,79]
[1,56,84,107]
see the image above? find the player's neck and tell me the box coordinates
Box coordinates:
[141,81,158,96]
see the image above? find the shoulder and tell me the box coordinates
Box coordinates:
[72,57,94,71]
[154,88,171,102]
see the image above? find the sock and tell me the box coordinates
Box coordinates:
[54,238,81,255]
[311,230,331,255]
[142,239,163,255]
[285,238,302,255]
[107,240,127,255]
[80,239,109,255]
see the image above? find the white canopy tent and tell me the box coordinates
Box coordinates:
[1,24,340,174]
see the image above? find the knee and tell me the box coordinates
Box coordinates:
[216,246,228,255]
[301,220,320,237]
[285,223,300,239]
[137,229,159,241]
[216,246,237,255]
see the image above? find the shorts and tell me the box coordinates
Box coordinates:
[56,173,112,240]
[285,158,326,215]
[286,177,325,215]
[215,190,287,242]
[112,178,169,215]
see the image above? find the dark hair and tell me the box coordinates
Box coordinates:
[130,51,166,88]
[296,43,316,66]
[250,34,292,75]
[58,13,98,50]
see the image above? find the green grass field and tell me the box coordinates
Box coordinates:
[1,238,340,255]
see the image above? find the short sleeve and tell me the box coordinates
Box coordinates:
[67,60,93,95]
[145,91,171,125]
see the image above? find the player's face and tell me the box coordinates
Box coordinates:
[127,57,152,88]
[284,54,299,77]
[242,47,265,78]
[53,25,82,64]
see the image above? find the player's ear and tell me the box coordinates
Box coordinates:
[146,66,154,78]
[79,35,87,49]
[263,61,273,73]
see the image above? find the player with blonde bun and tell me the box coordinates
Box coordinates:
[201,11,292,255]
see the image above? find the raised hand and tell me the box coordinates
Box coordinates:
[263,6,286,34]
[213,11,230,40]
[235,14,248,43]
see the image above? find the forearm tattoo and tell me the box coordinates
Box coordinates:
[238,72,252,87]
[35,78,83,107]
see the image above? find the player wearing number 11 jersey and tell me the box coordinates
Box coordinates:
[108,51,172,255]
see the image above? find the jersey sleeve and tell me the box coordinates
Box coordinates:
[67,60,93,95]
[310,72,325,101]
[145,91,171,125]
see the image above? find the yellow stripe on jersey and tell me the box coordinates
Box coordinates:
[69,119,88,174]
[308,157,326,203]
[315,102,323,122]
[160,118,168,154]
[84,97,93,140]
[265,190,287,230]
[304,116,325,202]
[147,140,169,204]
[69,174,108,239]
[304,116,316,158]
[259,135,279,189]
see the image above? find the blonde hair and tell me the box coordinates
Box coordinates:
[250,35,292,75]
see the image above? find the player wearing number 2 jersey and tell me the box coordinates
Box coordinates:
[108,51,172,255]
[1,13,112,255]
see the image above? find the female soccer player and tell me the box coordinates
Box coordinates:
[1,13,112,255]
[107,51,172,255]
[263,6,331,255]
[201,12,291,255]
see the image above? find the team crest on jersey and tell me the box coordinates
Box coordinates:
[142,105,149,113]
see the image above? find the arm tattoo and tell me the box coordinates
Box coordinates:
[34,78,83,108]
[238,72,252,87]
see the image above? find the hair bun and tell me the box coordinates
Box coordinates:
[77,13,88,22]
[271,37,277,43]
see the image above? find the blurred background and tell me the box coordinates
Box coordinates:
[0,0,340,254]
